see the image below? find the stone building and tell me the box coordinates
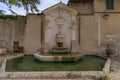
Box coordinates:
[1,0,120,56]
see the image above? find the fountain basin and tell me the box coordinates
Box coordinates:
[5,55,108,72]
[2,54,110,79]
[34,53,82,62]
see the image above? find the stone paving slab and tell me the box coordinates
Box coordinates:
[108,57,120,80]
[108,72,120,80]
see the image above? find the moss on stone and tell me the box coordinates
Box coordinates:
[0,14,25,20]
[102,76,109,80]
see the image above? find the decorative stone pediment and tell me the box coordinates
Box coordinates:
[43,2,79,53]
[42,2,78,15]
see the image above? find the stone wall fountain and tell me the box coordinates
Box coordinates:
[52,32,69,54]
[34,2,82,61]
[34,30,82,62]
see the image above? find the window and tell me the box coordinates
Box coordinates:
[106,0,114,10]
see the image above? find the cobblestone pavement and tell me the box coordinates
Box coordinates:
[108,57,120,80]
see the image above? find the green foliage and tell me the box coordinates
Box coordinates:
[0,15,25,20]
[102,76,109,80]
[9,0,21,7]
[21,0,40,13]
[0,0,40,13]
[0,10,5,14]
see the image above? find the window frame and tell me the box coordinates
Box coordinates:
[106,0,114,10]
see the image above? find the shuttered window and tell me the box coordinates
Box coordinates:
[106,0,114,9]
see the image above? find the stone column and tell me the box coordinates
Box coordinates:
[95,13,102,47]
[44,19,50,53]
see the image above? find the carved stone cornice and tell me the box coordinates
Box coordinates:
[68,0,93,3]
[43,2,78,15]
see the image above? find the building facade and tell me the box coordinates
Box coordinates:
[0,0,120,56]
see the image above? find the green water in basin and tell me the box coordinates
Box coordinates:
[5,55,107,72]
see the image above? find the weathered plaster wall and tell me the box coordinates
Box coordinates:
[100,13,120,56]
[80,13,120,56]
[14,17,26,47]
[0,17,25,52]
[94,0,120,12]
[68,3,94,14]
[101,14,120,38]
[24,14,42,54]
[80,15,98,54]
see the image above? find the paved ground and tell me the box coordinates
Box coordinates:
[108,57,120,80]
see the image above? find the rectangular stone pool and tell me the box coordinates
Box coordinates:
[5,55,107,72]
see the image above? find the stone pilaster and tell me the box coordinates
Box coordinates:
[44,42,50,53]
[71,40,78,53]
[71,14,79,53]
[44,19,50,53]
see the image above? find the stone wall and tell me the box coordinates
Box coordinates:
[24,14,42,54]
[0,16,26,53]
[1,1,120,56]
[68,3,94,14]
[99,13,120,56]
[24,14,98,54]
[79,13,120,56]
[80,15,98,54]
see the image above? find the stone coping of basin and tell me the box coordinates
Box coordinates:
[34,53,83,61]
[0,54,111,79]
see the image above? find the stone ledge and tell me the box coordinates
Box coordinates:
[0,71,105,79]
[103,59,111,75]
[34,53,83,61]
[0,54,24,72]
